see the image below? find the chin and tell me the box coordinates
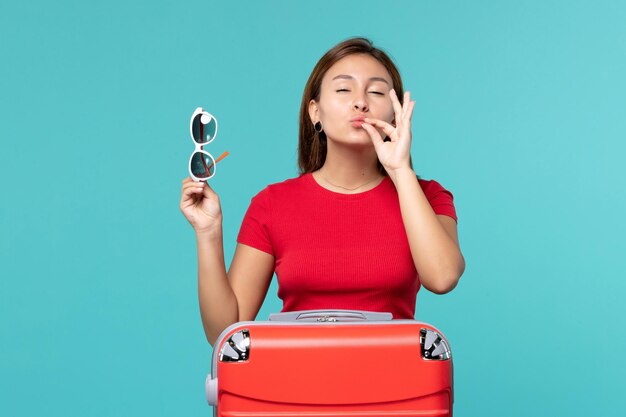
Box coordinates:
[350,130,376,145]
[326,129,374,148]
[340,137,375,149]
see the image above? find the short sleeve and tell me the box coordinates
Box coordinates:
[421,179,458,223]
[236,187,275,256]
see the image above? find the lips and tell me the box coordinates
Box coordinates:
[350,115,366,128]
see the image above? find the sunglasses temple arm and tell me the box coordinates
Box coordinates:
[215,151,229,165]
[201,149,211,176]
[207,151,230,171]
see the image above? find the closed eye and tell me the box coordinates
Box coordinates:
[336,89,350,92]
[369,91,385,95]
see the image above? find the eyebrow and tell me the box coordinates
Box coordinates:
[331,74,390,85]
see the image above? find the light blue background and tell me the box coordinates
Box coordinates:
[1,1,625,415]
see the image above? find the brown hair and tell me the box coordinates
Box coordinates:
[298,37,409,175]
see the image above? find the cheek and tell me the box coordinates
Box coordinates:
[379,104,395,123]
[319,101,345,124]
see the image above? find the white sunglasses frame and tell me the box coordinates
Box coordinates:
[188,107,219,182]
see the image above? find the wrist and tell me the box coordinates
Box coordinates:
[387,166,415,183]
[195,220,223,240]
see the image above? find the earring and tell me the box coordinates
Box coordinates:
[314,121,323,133]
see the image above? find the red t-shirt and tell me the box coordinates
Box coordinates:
[237,173,457,319]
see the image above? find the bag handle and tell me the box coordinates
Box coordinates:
[268,309,393,322]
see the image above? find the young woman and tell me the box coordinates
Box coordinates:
[180,38,465,346]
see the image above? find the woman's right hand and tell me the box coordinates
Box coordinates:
[180,177,223,234]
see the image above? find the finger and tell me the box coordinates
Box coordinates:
[184,177,209,188]
[363,118,396,138]
[182,182,205,198]
[404,100,415,122]
[183,179,209,193]
[389,89,403,126]
[180,185,205,208]
[403,91,411,114]
[184,177,206,188]
[183,179,203,190]
[192,180,219,200]
[360,122,385,148]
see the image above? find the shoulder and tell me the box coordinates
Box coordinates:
[417,177,454,199]
[417,177,457,221]
[266,174,308,192]
[250,174,310,203]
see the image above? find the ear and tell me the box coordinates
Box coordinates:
[308,99,319,123]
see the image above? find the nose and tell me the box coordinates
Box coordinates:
[353,92,369,112]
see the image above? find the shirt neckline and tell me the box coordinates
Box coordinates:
[304,172,393,201]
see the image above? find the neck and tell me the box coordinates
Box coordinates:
[316,141,382,190]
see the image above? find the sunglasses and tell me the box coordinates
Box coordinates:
[188,107,229,182]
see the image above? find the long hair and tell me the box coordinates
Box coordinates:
[298,37,410,175]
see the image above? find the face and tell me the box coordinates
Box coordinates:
[309,53,395,147]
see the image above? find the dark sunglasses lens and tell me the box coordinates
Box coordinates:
[190,152,215,179]
[192,113,217,144]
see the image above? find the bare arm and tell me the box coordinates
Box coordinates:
[228,244,275,322]
[361,90,465,294]
[197,229,275,346]
[391,168,465,294]
[180,178,275,346]
[195,226,237,346]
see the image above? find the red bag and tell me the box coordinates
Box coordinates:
[206,309,453,416]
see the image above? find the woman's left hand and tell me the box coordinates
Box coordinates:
[361,89,415,179]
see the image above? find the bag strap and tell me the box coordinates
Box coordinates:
[268,309,393,322]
